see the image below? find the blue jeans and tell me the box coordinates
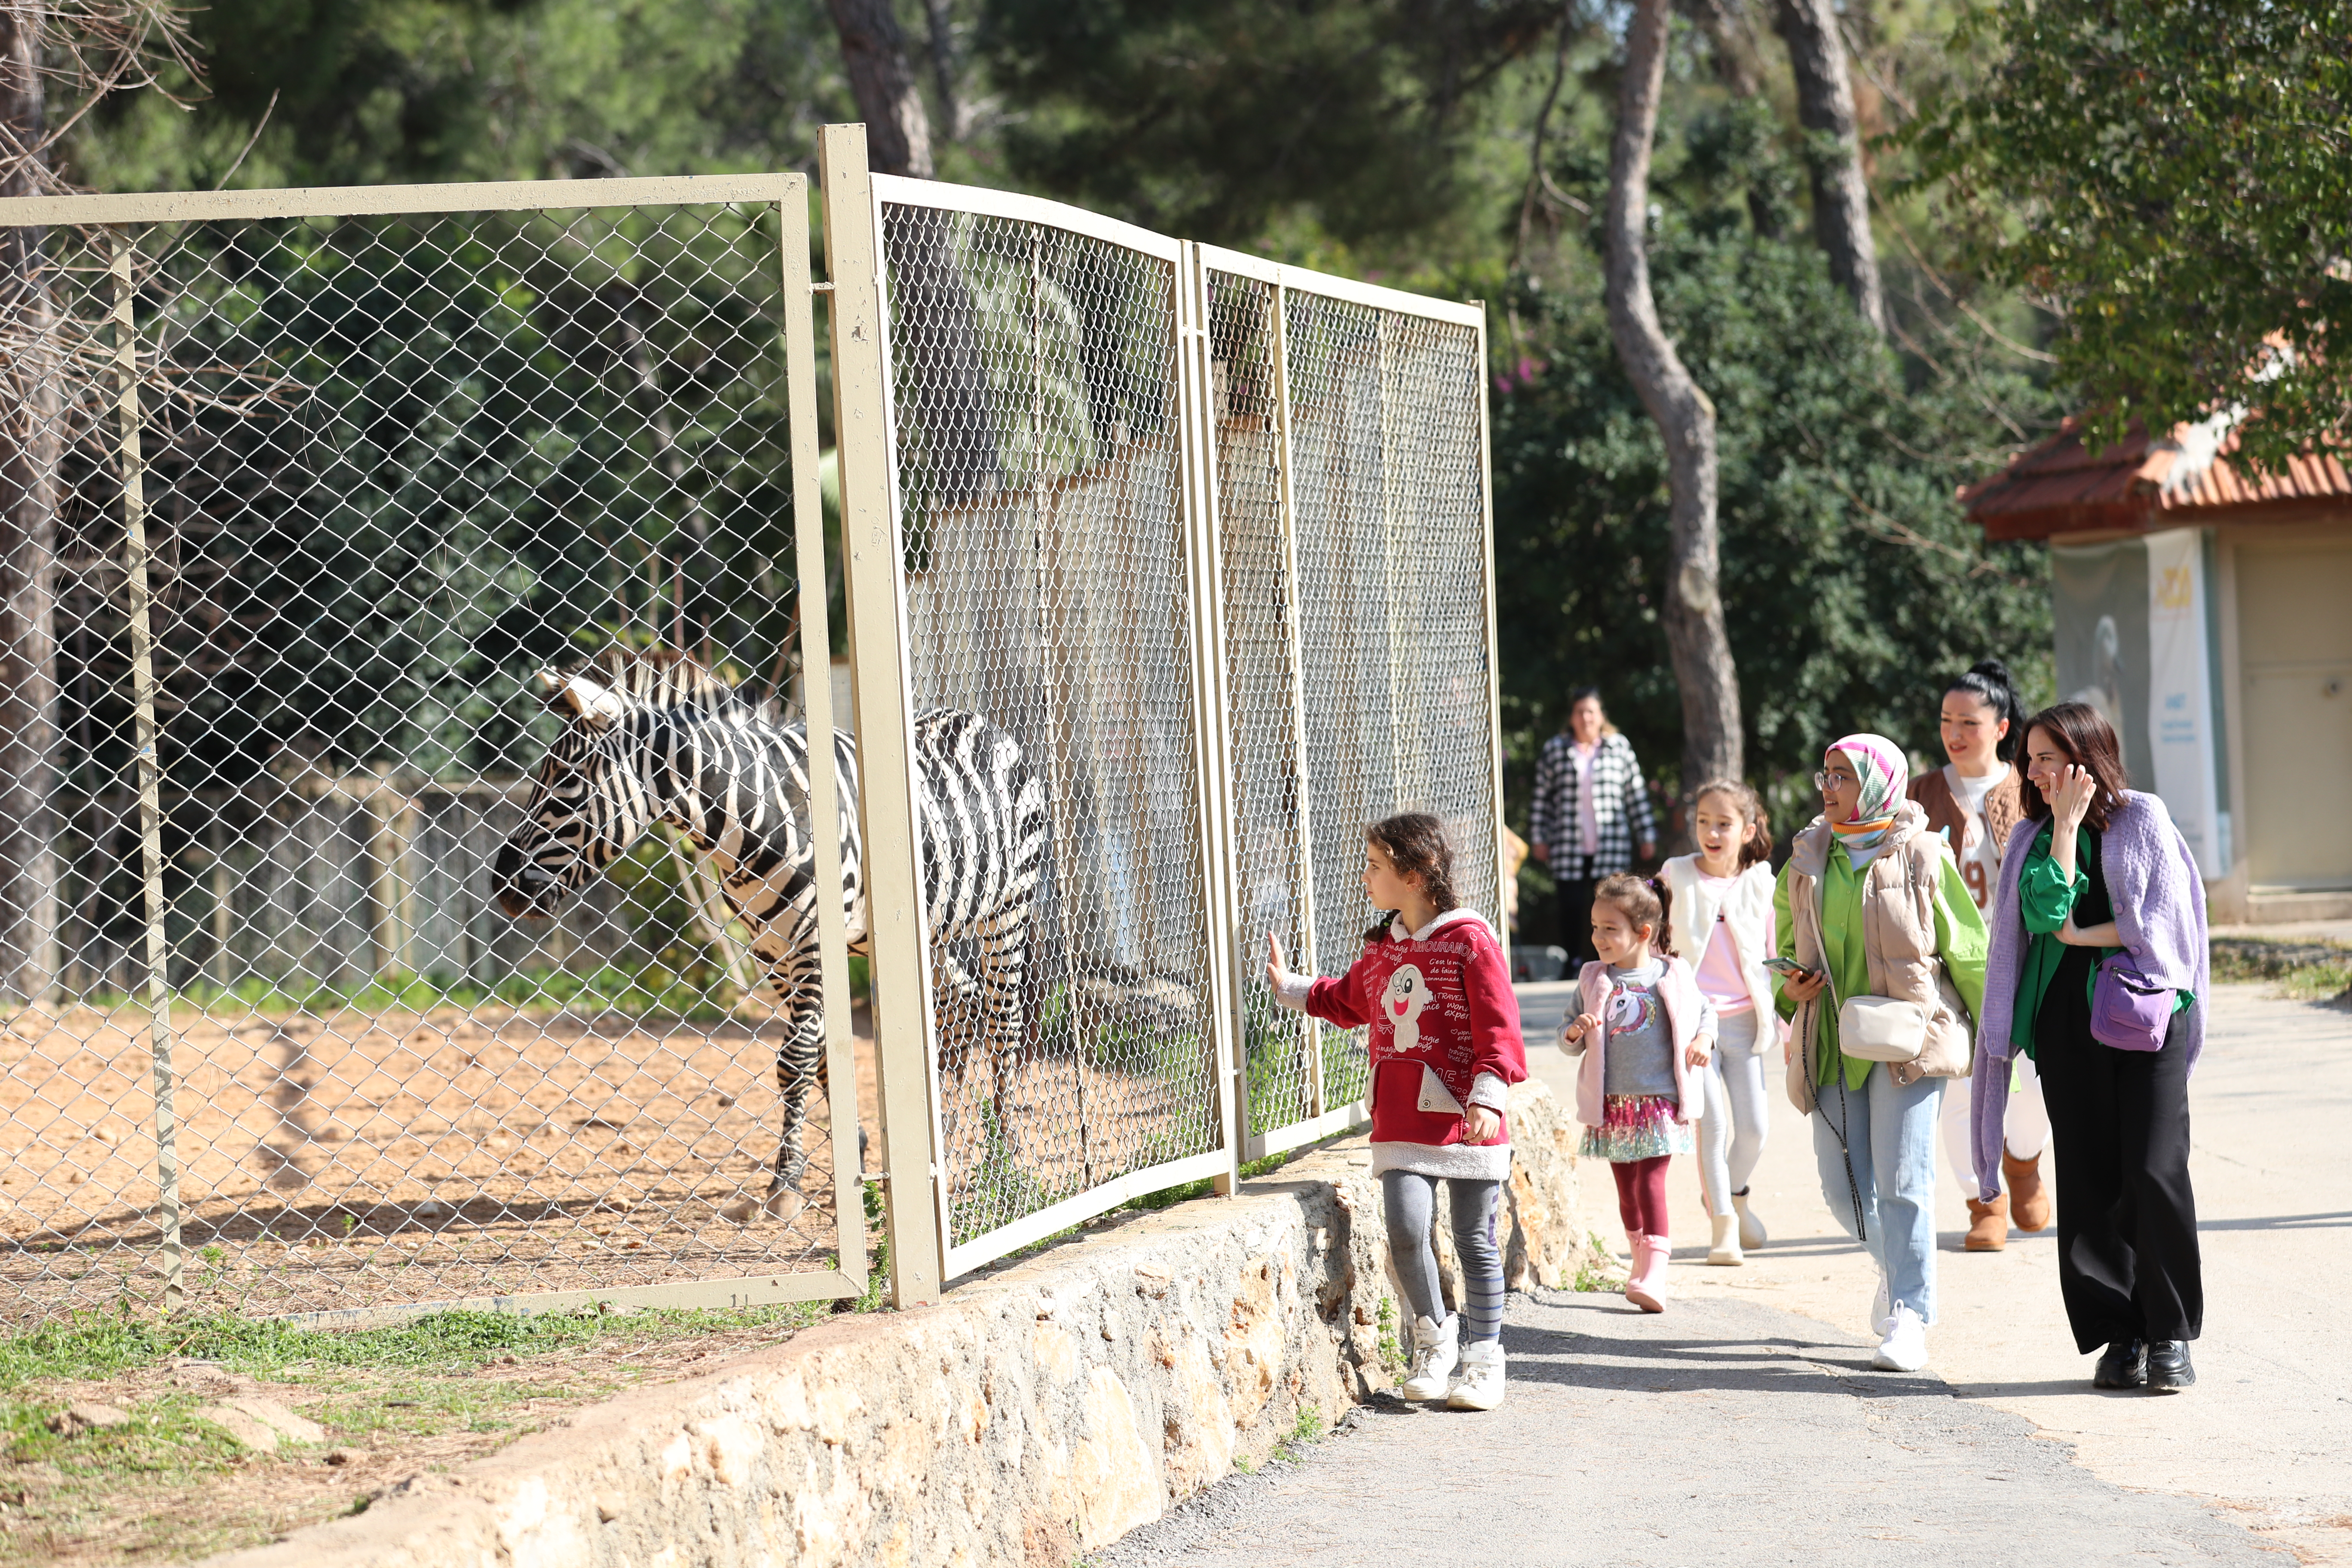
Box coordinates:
[1811,1066,1945,1324]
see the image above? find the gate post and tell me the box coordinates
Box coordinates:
[819,123,946,1308]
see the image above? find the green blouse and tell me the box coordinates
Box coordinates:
[1774,844,1989,1091]
[2010,821,2193,1057]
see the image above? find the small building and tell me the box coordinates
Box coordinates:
[1965,419,2352,925]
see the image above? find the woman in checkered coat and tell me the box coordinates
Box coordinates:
[1528,688,1658,964]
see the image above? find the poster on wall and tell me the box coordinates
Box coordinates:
[2145,529,2226,878]
[2052,539,2154,787]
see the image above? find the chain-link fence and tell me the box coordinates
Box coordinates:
[0,176,865,1324]
[863,181,1234,1271]
[1197,247,1503,1163]
[1,140,1501,1314]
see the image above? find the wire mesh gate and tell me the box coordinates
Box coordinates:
[1196,247,1503,1163]
[0,175,865,1324]
[825,124,1505,1280]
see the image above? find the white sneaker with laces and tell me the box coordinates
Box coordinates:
[1446,1339,1506,1410]
[1873,1304,1929,1372]
[1401,1314,1459,1400]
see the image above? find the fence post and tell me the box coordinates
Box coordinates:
[1265,280,1327,1119]
[777,172,867,1295]
[1471,301,1511,964]
[1176,247,1245,1197]
[819,123,946,1308]
[112,232,183,1311]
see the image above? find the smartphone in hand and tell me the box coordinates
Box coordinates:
[1762,956,1817,979]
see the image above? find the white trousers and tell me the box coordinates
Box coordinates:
[1940,1051,2049,1200]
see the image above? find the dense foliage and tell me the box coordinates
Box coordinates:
[1901,0,2352,469]
[1494,101,2054,839]
[50,0,2065,832]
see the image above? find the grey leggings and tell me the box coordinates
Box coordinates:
[1381,1170,1505,1344]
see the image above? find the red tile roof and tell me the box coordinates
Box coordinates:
[1963,418,2352,540]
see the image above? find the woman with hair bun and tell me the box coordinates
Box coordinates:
[1974,702,2207,1392]
[1909,659,2051,1251]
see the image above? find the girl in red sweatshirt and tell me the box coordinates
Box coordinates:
[1265,813,1528,1411]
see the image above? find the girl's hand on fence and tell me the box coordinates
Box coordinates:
[1463,1105,1502,1144]
[1685,1035,1714,1069]
[1562,1012,1600,1044]
[1264,933,1289,989]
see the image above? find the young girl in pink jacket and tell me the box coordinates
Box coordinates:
[1265,813,1527,1411]
[1560,873,1716,1311]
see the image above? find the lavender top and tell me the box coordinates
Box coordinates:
[1971,791,2208,1200]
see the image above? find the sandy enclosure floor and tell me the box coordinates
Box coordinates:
[0,993,1227,1320]
[0,1001,876,1321]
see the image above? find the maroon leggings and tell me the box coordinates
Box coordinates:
[1611,1155,1672,1237]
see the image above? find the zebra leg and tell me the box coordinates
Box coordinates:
[975,901,1034,1164]
[723,980,827,1224]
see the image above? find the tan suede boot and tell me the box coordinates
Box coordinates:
[1964,1192,2009,1251]
[2003,1151,2052,1233]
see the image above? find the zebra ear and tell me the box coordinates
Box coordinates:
[539,668,627,729]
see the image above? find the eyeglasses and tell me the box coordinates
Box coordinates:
[1813,771,1859,790]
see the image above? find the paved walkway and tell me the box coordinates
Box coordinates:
[1106,982,2351,1565]
[1101,1289,2275,1567]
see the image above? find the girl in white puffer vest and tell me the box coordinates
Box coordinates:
[1662,780,1782,1265]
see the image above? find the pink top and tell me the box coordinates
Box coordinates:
[1571,740,1601,855]
[1690,873,1770,1014]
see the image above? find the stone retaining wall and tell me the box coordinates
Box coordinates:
[205,1081,1596,1568]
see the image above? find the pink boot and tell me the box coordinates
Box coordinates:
[1625,1234,1670,1313]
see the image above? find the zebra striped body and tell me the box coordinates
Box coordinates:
[493,652,1046,1210]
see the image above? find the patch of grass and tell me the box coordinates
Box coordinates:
[2210,937,2352,1002]
[0,1300,821,1394]
[1572,1228,1627,1293]
[1267,1403,1326,1466]
[1375,1296,1406,1378]
[0,1299,833,1567]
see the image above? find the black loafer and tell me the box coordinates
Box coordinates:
[2092,1338,2147,1389]
[2145,1340,2195,1391]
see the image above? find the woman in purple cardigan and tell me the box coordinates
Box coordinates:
[1971,701,2208,1393]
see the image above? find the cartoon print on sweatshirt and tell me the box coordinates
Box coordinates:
[1606,976,1661,1036]
[1382,963,1431,1053]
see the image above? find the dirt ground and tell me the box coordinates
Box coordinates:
[0,1001,873,1321]
[0,990,1225,1322]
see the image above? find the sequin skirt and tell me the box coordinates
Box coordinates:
[1578,1094,1693,1162]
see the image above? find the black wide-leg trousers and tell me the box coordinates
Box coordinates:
[2034,1001,2204,1354]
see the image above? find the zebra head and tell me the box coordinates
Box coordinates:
[493,666,641,919]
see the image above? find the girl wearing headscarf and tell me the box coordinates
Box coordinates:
[1774,735,1988,1372]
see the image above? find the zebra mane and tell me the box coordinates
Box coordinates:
[548,648,783,726]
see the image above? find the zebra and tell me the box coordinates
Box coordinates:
[491,649,1047,1221]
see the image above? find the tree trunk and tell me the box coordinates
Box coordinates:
[1774,0,1884,334]
[1605,0,1743,803]
[921,0,958,143]
[0,3,62,1005]
[827,0,935,178]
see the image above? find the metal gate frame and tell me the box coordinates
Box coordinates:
[822,125,1243,1289]
[1194,244,1509,1164]
[0,173,870,1321]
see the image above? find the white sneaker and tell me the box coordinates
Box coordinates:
[1868,1271,1891,1336]
[1401,1314,1459,1400]
[1872,1304,1929,1372]
[1707,1212,1743,1266]
[1446,1340,1506,1411]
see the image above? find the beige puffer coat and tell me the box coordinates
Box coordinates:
[1782,799,1976,1115]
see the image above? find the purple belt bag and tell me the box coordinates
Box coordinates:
[2091,954,2176,1052]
